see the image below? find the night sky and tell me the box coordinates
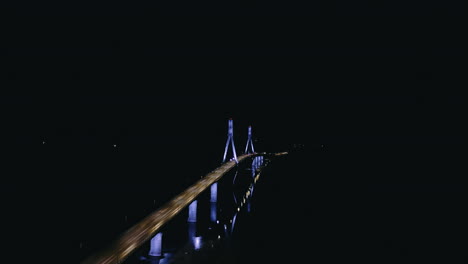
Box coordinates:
[1,1,465,264]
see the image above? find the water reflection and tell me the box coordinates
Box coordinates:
[144,256,162,264]
[232,170,238,184]
[252,156,263,177]
[188,222,202,250]
[231,213,238,233]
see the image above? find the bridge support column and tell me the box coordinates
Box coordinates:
[210,202,217,223]
[148,232,163,257]
[210,182,218,223]
[210,183,217,203]
[188,200,197,223]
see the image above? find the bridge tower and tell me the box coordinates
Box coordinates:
[222,118,238,163]
[244,125,255,154]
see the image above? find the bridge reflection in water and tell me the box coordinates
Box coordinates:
[82,153,284,264]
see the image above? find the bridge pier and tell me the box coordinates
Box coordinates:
[188,200,197,223]
[210,202,217,224]
[210,183,218,223]
[148,232,163,257]
[210,183,217,203]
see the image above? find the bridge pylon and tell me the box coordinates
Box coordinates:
[222,118,238,163]
[244,125,255,154]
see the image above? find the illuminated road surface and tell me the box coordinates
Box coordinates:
[81,153,257,264]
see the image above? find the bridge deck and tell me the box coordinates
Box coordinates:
[81,153,255,264]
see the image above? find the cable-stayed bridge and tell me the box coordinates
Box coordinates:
[81,119,287,264]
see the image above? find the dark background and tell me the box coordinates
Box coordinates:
[0,1,465,264]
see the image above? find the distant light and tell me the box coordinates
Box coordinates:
[42,141,46,144]
[217,235,221,239]
[113,144,117,148]
[216,220,219,224]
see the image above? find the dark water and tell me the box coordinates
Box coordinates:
[2,142,465,264]
[231,145,466,264]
